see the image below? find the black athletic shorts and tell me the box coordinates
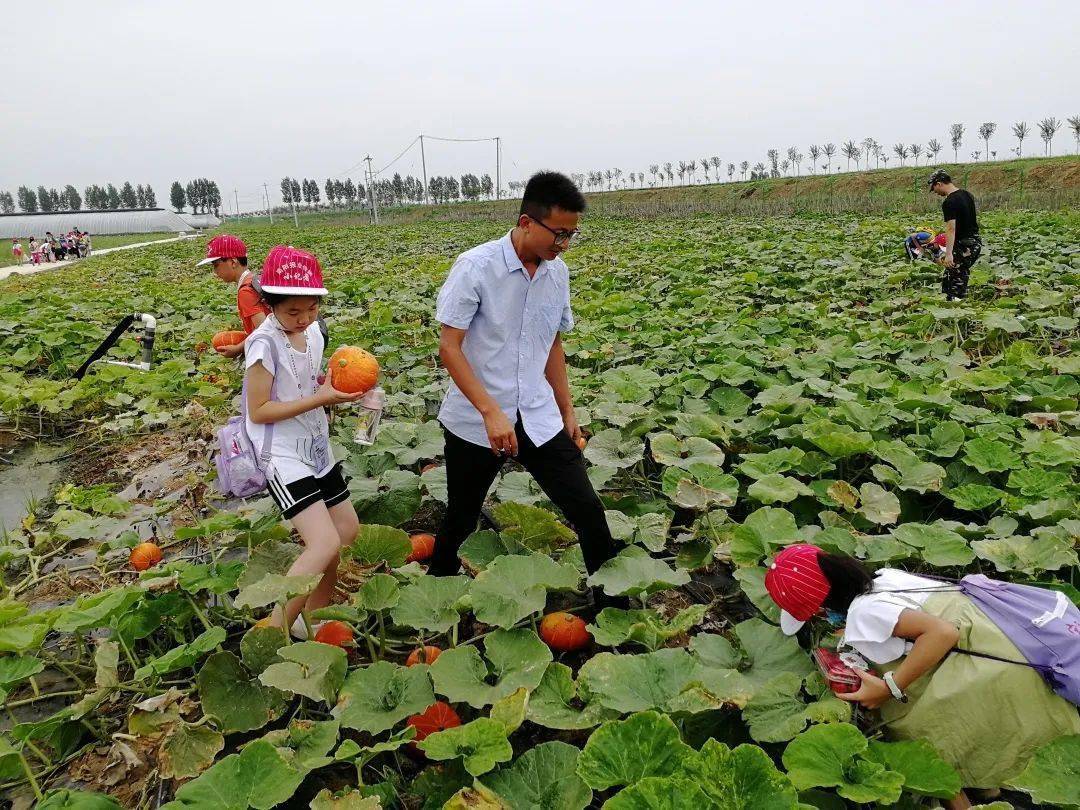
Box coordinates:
[268,462,350,519]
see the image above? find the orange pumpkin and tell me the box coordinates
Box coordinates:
[328,345,379,394]
[575,436,587,450]
[211,330,247,350]
[420,463,440,475]
[406,533,436,563]
[406,645,442,667]
[407,701,461,747]
[539,612,592,652]
[314,620,354,647]
[129,542,163,571]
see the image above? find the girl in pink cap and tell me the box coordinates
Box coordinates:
[244,245,366,637]
[766,544,1079,808]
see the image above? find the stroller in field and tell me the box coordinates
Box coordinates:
[905,228,946,263]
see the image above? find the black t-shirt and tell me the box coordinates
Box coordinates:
[942,189,979,240]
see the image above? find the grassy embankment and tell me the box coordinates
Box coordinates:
[227,155,1080,232]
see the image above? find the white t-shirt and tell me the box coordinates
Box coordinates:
[244,317,333,484]
[842,569,953,664]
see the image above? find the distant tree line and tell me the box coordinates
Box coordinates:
[276,172,497,212]
[170,179,222,215]
[1,182,157,214]
[519,115,1080,194]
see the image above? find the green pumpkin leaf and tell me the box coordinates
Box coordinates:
[972,532,1078,574]
[526,662,619,730]
[576,711,694,790]
[389,574,470,633]
[963,437,1023,474]
[649,433,725,469]
[858,483,901,525]
[160,722,225,780]
[781,723,904,805]
[470,555,580,628]
[676,738,800,809]
[747,474,813,504]
[344,524,413,567]
[258,641,347,704]
[234,573,322,610]
[332,660,434,735]
[480,740,592,810]
[38,790,123,810]
[1006,734,1080,806]
[419,717,513,776]
[864,739,962,799]
[430,629,551,708]
[584,428,646,470]
[162,738,305,810]
[196,651,286,734]
[134,626,226,680]
[586,546,689,598]
[603,777,710,809]
[355,573,401,612]
[587,605,707,651]
[240,625,288,675]
[490,502,577,553]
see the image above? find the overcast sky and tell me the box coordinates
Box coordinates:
[4,0,1077,212]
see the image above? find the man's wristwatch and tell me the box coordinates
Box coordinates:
[883,671,908,703]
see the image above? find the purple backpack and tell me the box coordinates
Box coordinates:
[955,574,1080,707]
[214,334,281,498]
[890,574,1080,707]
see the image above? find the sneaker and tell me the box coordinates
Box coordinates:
[290,616,324,640]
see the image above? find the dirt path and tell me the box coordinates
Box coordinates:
[0,233,200,281]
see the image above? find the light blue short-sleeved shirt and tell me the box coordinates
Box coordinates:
[436,231,574,448]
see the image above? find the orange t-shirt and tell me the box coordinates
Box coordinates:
[237,272,271,334]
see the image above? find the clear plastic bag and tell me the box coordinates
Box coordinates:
[352,387,386,445]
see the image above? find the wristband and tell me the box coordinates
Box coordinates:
[883,671,908,703]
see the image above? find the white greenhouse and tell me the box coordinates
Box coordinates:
[0,209,193,239]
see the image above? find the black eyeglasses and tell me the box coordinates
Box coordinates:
[529,216,580,246]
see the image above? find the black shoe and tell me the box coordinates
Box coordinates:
[590,587,632,613]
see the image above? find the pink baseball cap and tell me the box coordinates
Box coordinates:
[257,245,328,296]
[764,544,831,635]
[196,234,247,266]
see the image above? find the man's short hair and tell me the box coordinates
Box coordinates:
[927,169,951,188]
[519,171,586,220]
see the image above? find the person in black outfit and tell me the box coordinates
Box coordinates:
[928,169,981,300]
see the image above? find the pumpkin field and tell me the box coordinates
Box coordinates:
[1,207,1080,808]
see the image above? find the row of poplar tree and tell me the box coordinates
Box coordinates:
[169,179,222,216]
[0,183,157,214]
[277,172,497,210]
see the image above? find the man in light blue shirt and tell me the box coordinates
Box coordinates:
[430,172,619,588]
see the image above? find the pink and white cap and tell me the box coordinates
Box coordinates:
[258,245,328,296]
[764,544,831,635]
[196,234,247,266]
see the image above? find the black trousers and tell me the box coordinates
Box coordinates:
[432,418,618,576]
[942,236,982,298]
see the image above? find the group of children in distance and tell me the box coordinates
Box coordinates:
[202,235,364,638]
[10,230,91,265]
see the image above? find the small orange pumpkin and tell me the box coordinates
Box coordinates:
[539,611,592,652]
[406,645,442,667]
[129,542,163,571]
[407,701,461,752]
[420,463,440,475]
[211,330,247,350]
[575,436,587,450]
[406,533,436,563]
[314,620,354,647]
[328,345,380,394]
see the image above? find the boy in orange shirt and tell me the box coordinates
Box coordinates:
[197,234,270,357]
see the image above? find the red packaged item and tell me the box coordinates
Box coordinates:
[813,647,861,694]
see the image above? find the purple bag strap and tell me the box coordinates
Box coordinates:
[241,334,283,469]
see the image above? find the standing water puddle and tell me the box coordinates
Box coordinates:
[0,442,69,534]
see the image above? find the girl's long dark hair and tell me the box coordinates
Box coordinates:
[818,552,874,612]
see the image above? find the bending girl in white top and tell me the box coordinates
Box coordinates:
[244,246,365,633]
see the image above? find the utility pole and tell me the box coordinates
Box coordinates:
[495,137,501,200]
[419,134,429,205]
[365,155,379,224]
[233,188,239,219]
[289,185,299,228]
[262,183,274,224]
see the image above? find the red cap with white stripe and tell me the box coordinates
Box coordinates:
[196,234,247,266]
[765,543,830,635]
